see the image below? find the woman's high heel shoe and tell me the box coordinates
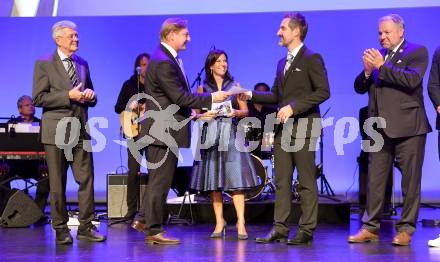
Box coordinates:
[236,223,248,240]
[210,221,227,238]
[237,233,249,240]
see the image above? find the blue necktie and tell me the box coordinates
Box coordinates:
[176,55,189,88]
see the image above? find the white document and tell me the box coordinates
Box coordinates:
[227,84,249,95]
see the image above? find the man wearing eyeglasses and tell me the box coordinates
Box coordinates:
[32,20,105,245]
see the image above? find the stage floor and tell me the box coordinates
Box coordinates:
[2,207,440,261]
[167,195,350,224]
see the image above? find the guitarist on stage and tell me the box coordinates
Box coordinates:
[114,53,150,219]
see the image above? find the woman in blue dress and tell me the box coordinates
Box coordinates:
[191,49,259,240]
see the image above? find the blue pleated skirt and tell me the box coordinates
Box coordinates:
[190,118,259,192]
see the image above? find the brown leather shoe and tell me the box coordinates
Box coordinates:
[392,231,411,246]
[145,232,180,245]
[131,220,146,232]
[348,229,379,243]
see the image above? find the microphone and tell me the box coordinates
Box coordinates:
[136,66,141,75]
[201,122,208,144]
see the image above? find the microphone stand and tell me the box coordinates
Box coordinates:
[191,45,215,91]
[135,70,141,211]
[190,66,204,92]
[136,71,141,129]
[316,107,339,201]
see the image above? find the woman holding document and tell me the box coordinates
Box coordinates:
[190,49,258,240]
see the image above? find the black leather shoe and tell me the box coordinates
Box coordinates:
[56,229,73,245]
[255,230,287,243]
[287,231,313,245]
[77,226,106,242]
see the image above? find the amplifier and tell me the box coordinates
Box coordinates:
[107,173,148,218]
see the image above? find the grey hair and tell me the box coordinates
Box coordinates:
[17,95,32,109]
[378,14,405,30]
[52,20,77,40]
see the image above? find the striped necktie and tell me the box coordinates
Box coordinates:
[64,57,79,87]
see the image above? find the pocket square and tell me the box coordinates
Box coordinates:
[293,68,302,72]
[396,60,402,64]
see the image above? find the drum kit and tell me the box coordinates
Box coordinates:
[228,107,335,202]
[228,125,300,202]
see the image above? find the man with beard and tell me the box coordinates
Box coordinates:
[241,12,330,245]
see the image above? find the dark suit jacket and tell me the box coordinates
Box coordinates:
[354,40,431,138]
[428,46,440,130]
[252,45,330,138]
[140,44,211,148]
[32,51,97,145]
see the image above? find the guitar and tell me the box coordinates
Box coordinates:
[120,104,145,138]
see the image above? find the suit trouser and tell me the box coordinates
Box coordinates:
[362,133,426,234]
[140,145,177,236]
[273,137,318,236]
[44,140,95,231]
[126,138,147,214]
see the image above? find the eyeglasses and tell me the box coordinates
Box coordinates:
[59,33,79,40]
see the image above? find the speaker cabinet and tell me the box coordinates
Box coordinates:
[107,173,147,218]
[0,189,43,227]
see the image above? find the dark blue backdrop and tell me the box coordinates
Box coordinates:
[0,7,438,201]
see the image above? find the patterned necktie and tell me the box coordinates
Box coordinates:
[64,57,79,87]
[384,50,395,63]
[176,55,189,88]
[284,53,294,75]
[176,56,187,76]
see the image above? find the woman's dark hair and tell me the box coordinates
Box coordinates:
[133,53,150,75]
[204,49,233,85]
[254,82,270,91]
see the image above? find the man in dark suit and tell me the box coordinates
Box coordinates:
[32,20,105,245]
[428,46,440,247]
[241,12,330,245]
[427,47,440,247]
[428,46,440,159]
[348,14,431,246]
[131,18,229,245]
